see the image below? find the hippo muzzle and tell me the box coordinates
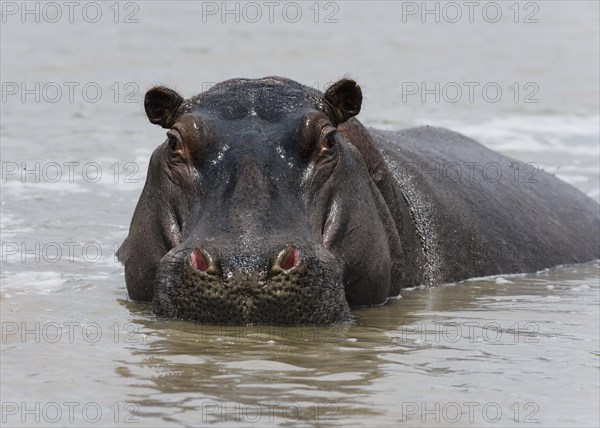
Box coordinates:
[154,244,349,324]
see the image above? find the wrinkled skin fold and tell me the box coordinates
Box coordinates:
[118,77,600,325]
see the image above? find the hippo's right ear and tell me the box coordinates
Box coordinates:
[144,86,184,128]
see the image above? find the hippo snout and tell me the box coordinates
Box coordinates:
[189,245,302,276]
[153,245,351,325]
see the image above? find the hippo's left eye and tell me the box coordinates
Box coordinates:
[320,126,338,154]
[325,131,337,148]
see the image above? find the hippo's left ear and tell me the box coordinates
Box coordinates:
[144,86,184,128]
[324,79,362,125]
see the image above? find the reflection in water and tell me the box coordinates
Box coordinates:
[121,309,392,423]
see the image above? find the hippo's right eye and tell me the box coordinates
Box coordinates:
[166,130,184,156]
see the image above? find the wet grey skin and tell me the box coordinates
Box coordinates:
[118,76,600,325]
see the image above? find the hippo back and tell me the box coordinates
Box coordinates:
[369,126,600,286]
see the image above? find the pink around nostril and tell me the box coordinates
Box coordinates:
[280,246,301,271]
[190,248,209,272]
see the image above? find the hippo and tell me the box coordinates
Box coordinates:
[118,77,600,324]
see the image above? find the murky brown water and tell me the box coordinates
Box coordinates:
[1,1,599,427]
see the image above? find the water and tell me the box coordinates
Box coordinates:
[1,1,599,426]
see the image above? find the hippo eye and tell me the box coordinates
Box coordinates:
[325,131,337,149]
[320,126,338,154]
[166,130,183,155]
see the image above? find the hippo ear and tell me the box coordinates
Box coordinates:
[324,79,362,125]
[144,86,184,128]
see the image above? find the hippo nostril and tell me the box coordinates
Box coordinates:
[272,246,301,274]
[281,247,300,270]
[190,249,209,271]
[190,248,220,275]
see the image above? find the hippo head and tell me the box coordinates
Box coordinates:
[119,77,401,324]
